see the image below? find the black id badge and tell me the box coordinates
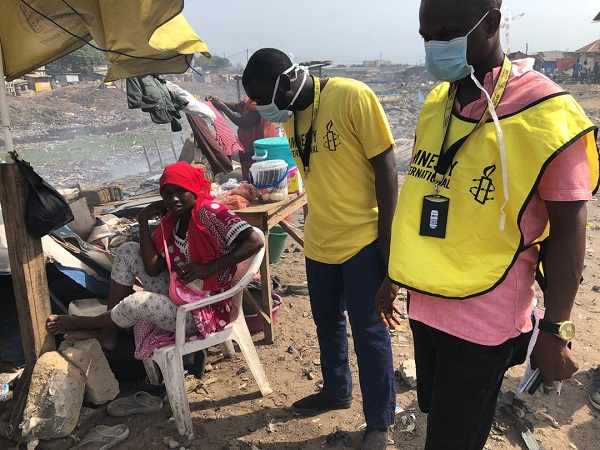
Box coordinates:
[419,195,449,238]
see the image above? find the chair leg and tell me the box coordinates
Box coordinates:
[154,350,194,439]
[231,321,273,397]
[143,359,161,386]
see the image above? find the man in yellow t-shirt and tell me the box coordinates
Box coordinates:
[243,48,398,450]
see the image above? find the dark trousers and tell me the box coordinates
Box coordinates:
[305,241,396,429]
[409,319,531,450]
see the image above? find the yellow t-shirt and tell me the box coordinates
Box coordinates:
[283,77,394,264]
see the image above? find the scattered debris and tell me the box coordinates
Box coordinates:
[287,346,296,355]
[323,427,353,447]
[398,359,417,388]
[304,371,315,380]
[286,285,309,296]
[272,393,288,407]
[534,409,560,429]
[497,391,543,450]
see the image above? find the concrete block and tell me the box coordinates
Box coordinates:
[21,351,85,439]
[59,339,119,405]
[399,359,417,388]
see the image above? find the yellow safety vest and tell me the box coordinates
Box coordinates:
[389,84,599,299]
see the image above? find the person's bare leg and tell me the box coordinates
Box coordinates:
[46,280,132,336]
[47,311,114,335]
[64,325,118,350]
[108,280,134,309]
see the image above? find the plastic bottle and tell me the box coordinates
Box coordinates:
[0,384,9,401]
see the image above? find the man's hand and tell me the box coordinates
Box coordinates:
[530,332,578,383]
[375,276,403,329]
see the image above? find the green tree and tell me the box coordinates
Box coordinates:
[192,54,231,72]
[46,45,107,74]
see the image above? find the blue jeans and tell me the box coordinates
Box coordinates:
[305,241,396,429]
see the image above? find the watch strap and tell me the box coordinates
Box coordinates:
[538,319,560,335]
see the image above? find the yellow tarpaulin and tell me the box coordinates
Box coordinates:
[0,0,210,82]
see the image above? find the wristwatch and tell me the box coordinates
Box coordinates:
[538,320,576,341]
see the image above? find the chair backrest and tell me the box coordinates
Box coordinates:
[174,228,265,346]
[228,227,265,322]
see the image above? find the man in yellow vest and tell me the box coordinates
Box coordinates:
[243,48,398,449]
[377,1,599,448]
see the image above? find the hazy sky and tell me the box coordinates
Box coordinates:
[183,0,599,66]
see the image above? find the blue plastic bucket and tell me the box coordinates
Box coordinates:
[253,137,297,168]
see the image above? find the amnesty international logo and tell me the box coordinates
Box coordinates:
[323,120,340,152]
[470,165,496,205]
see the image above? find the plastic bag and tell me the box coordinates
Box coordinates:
[15,158,74,238]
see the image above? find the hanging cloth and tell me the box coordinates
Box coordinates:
[186,114,233,175]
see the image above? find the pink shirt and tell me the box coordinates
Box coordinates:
[408,59,593,345]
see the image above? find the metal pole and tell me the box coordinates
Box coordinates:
[155,139,165,168]
[142,145,152,172]
[0,41,15,158]
[170,141,178,161]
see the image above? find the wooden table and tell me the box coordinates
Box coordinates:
[236,192,307,342]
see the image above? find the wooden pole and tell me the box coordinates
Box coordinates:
[155,140,165,169]
[0,163,56,436]
[142,145,152,172]
[170,141,178,161]
[0,164,55,363]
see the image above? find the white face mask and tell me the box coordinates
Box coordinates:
[424,11,490,82]
[256,64,308,123]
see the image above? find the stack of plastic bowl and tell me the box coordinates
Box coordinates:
[248,159,289,203]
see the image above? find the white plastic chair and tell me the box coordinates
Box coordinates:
[143,228,272,439]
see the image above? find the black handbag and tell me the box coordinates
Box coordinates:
[14,158,74,238]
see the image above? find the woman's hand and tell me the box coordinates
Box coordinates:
[177,261,217,283]
[138,200,167,222]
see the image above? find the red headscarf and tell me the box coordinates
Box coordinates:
[152,162,220,291]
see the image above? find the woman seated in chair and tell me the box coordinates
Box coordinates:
[47,162,263,354]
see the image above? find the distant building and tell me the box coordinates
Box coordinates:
[24,73,52,92]
[507,51,529,61]
[54,73,81,85]
[534,51,567,73]
[593,12,600,22]
[92,64,109,72]
[363,59,392,67]
[577,39,600,53]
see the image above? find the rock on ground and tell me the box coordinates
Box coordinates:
[59,338,119,405]
[21,351,85,439]
[400,359,417,388]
